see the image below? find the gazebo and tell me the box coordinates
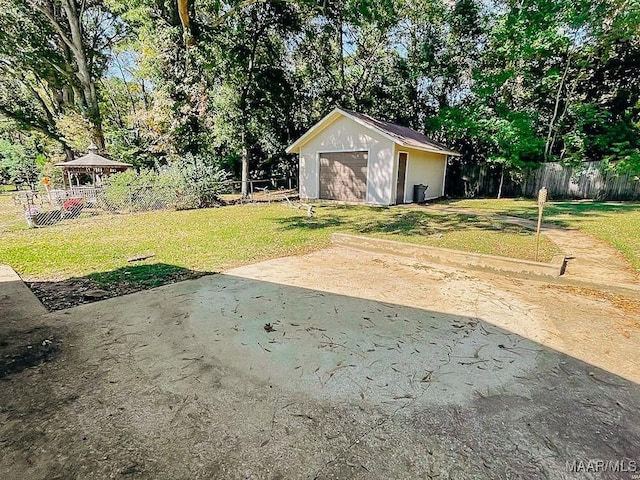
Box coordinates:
[56,144,132,188]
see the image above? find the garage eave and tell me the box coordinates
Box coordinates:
[396,142,462,157]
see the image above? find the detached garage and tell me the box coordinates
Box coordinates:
[286,107,460,205]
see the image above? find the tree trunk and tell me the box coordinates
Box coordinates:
[64,145,74,161]
[337,11,345,103]
[30,0,106,148]
[238,16,265,198]
[545,55,571,159]
[60,0,105,149]
[497,166,504,199]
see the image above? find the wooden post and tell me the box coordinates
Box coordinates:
[535,187,548,262]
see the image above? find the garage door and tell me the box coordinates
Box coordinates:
[319,151,368,201]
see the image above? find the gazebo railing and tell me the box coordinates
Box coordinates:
[50,186,102,204]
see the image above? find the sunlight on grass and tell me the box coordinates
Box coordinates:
[0,203,559,284]
[0,194,27,232]
[444,199,640,271]
[291,205,559,263]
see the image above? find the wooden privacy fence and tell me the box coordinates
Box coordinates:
[445,160,640,200]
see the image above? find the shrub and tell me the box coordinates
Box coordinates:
[101,155,229,212]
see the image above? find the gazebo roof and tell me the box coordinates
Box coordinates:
[56,144,132,169]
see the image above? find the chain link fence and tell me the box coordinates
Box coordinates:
[2,177,297,229]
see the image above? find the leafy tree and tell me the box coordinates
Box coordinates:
[0,140,40,188]
[202,0,302,195]
[0,0,126,153]
[2,0,636,195]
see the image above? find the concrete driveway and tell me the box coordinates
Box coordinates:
[1,247,639,479]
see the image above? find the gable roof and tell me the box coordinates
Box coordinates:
[286,107,460,156]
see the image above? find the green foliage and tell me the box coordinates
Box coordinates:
[0,139,38,187]
[99,61,172,168]
[561,102,640,172]
[604,142,640,175]
[39,158,65,188]
[56,112,94,154]
[102,155,229,211]
[0,0,125,151]
[2,0,638,183]
[430,0,640,177]
[480,111,545,169]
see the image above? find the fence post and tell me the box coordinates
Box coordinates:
[24,193,35,228]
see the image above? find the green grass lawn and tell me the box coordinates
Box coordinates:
[0,194,27,232]
[443,198,640,271]
[0,184,18,193]
[0,203,558,288]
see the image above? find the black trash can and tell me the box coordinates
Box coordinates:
[413,184,428,203]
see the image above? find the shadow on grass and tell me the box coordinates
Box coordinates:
[278,206,531,237]
[278,214,346,230]
[354,211,527,235]
[29,263,214,311]
[544,201,640,219]
[444,199,640,225]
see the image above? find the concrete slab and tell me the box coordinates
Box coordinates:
[226,247,640,384]
[1,248,639,479]
[0,264,47,321]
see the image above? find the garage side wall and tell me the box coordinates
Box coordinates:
[299,116,395,205]
[400,147,447,202]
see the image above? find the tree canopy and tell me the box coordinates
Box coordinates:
[0,0,638,187]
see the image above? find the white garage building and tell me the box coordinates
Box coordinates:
[286,108,460,205]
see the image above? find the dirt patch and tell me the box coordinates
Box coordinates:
[541,284,640,338]
[541,284,640,316]
[0,327,61,379]
[28,268,211,311]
